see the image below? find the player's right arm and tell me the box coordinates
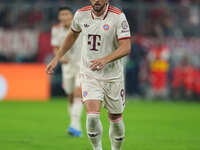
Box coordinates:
[52,47,59,55]
[52,46,69,64]
[46,30,80,74]
[46,11,81,74]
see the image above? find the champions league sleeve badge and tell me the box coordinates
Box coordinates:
[121,20,128,29]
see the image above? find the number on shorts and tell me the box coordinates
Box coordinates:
[120,89,126,106]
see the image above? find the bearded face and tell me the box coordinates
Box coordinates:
[90,0,108,13]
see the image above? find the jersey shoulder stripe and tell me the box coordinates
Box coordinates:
[109,10,122,15]
[79,5,92,12]
[109,7,122,13]
[109,6,122,12]
[108,5,122,15]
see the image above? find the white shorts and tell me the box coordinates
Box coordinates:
[62,64,80,94]
[80,74,126,114]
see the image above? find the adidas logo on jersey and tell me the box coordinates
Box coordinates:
[84,24,90,28]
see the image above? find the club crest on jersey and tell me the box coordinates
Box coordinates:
[83,91,88,97]
[103,24,109,31]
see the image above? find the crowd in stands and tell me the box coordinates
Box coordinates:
[126,36,200,100]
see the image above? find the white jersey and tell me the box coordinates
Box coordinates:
[71,4,131,81]
[51,24,81,68]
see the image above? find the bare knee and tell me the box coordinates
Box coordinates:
[108,113,122,122]
[84,100,101,114]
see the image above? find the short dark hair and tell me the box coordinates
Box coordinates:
[58,6,73,13]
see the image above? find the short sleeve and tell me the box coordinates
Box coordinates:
[71,11,82,33]
[116,13,131,40]
[51,27,59,47]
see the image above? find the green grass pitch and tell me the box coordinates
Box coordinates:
[0,98,200,150]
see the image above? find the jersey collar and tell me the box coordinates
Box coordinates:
[91,3,109,20]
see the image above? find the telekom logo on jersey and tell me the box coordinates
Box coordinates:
[88,34,101,51]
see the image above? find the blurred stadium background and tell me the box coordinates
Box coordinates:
[0,0,200,150]
[1,0,200,100]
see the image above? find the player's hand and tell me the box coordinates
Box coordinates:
[46,58,59,74]
[90,58,108,71]
[60,57,68,64]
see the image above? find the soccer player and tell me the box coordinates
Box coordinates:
[47,0,131,149]
[51,6,83,137]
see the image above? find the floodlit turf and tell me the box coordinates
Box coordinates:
[0,98,200,150]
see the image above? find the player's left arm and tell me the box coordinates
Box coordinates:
[90,39,131,71]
